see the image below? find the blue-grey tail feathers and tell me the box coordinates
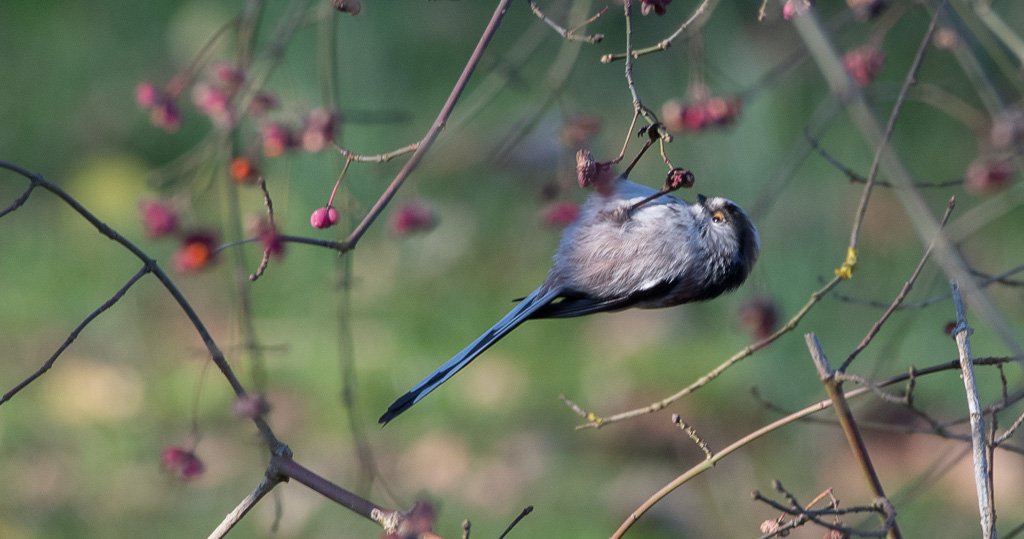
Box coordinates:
[378,287,561,425]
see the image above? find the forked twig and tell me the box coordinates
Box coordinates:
[528,0,605,43]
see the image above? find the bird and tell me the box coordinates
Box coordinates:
[379,173,760,424]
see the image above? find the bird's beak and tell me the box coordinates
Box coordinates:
[697,194,708,206]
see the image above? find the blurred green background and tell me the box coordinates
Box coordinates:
[2,0,1024,537]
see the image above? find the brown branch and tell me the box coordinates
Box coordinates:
[274,454,389,525]
[805,334,902,539]
[573,275,844,428]
[339,0,513,253]
[0,160,281,450]
[752,484,889,538]
[613,0,661,129]
[249,176,276,281]
[0,265,149,406]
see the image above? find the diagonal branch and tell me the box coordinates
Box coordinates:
[339,0,514,253]
[805,333,902,539]
[0,265,149,406]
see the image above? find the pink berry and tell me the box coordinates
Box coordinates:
[139,199,179,239]
[310,206,340,229]
[390,201,438,236]
[136,81,159,108]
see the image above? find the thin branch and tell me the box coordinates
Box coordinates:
[751,381,1024,456]
[0,160,281,449]
[848,1,943,251]
[497,506,534,539]
[333,141,419,163]
[528,1,604,43]
[794,1,1024,357]
[805,334,902,539]
[0,265,149,406]
[573,275,844,429]
[671,413,713,460]
[832,261,1024,310]
[208,474,285,539]
[273,454,385,519]
[951,281,995,539]
[618,0,658,126]
[804,130,964,188]
[752,487,889,538]
[249,176,277,281]
[839,197,955,372]
[0,182,35,219]
[339,0,513,252]
[995,409,1024,445]
[600,0,717,63]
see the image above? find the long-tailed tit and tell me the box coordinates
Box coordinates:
[379,174,760,424]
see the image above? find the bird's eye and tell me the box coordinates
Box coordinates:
[712,211,725,223]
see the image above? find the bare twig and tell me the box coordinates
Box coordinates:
[333,142,418,163]
[0,160,282,461]
[950,281,995,539]
[752,485,889,538]
[752,380,1024,455]
[0,183,34,219]
[618,0,659,127]
[848,0,943,254]
[833,261,1024,310]
[249,176,277,281]
[600,0,717,63]
[208,474,285,539]
[0,265,149,406]
[804,130,964,188]
[528,0,605,43]
[573,275,844,429]
[671,413,713,460]
[839,197,955,372]
[805,333,902,539]
[995,409,1024,446]
[497,506,534,539]
[339,0,513,253]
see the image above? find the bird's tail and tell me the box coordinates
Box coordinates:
[379,287,561,425]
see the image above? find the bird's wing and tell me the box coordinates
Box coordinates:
[379,286,563,424]
[529,279,680,318]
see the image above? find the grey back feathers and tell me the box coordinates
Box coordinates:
[545,180,759,309]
